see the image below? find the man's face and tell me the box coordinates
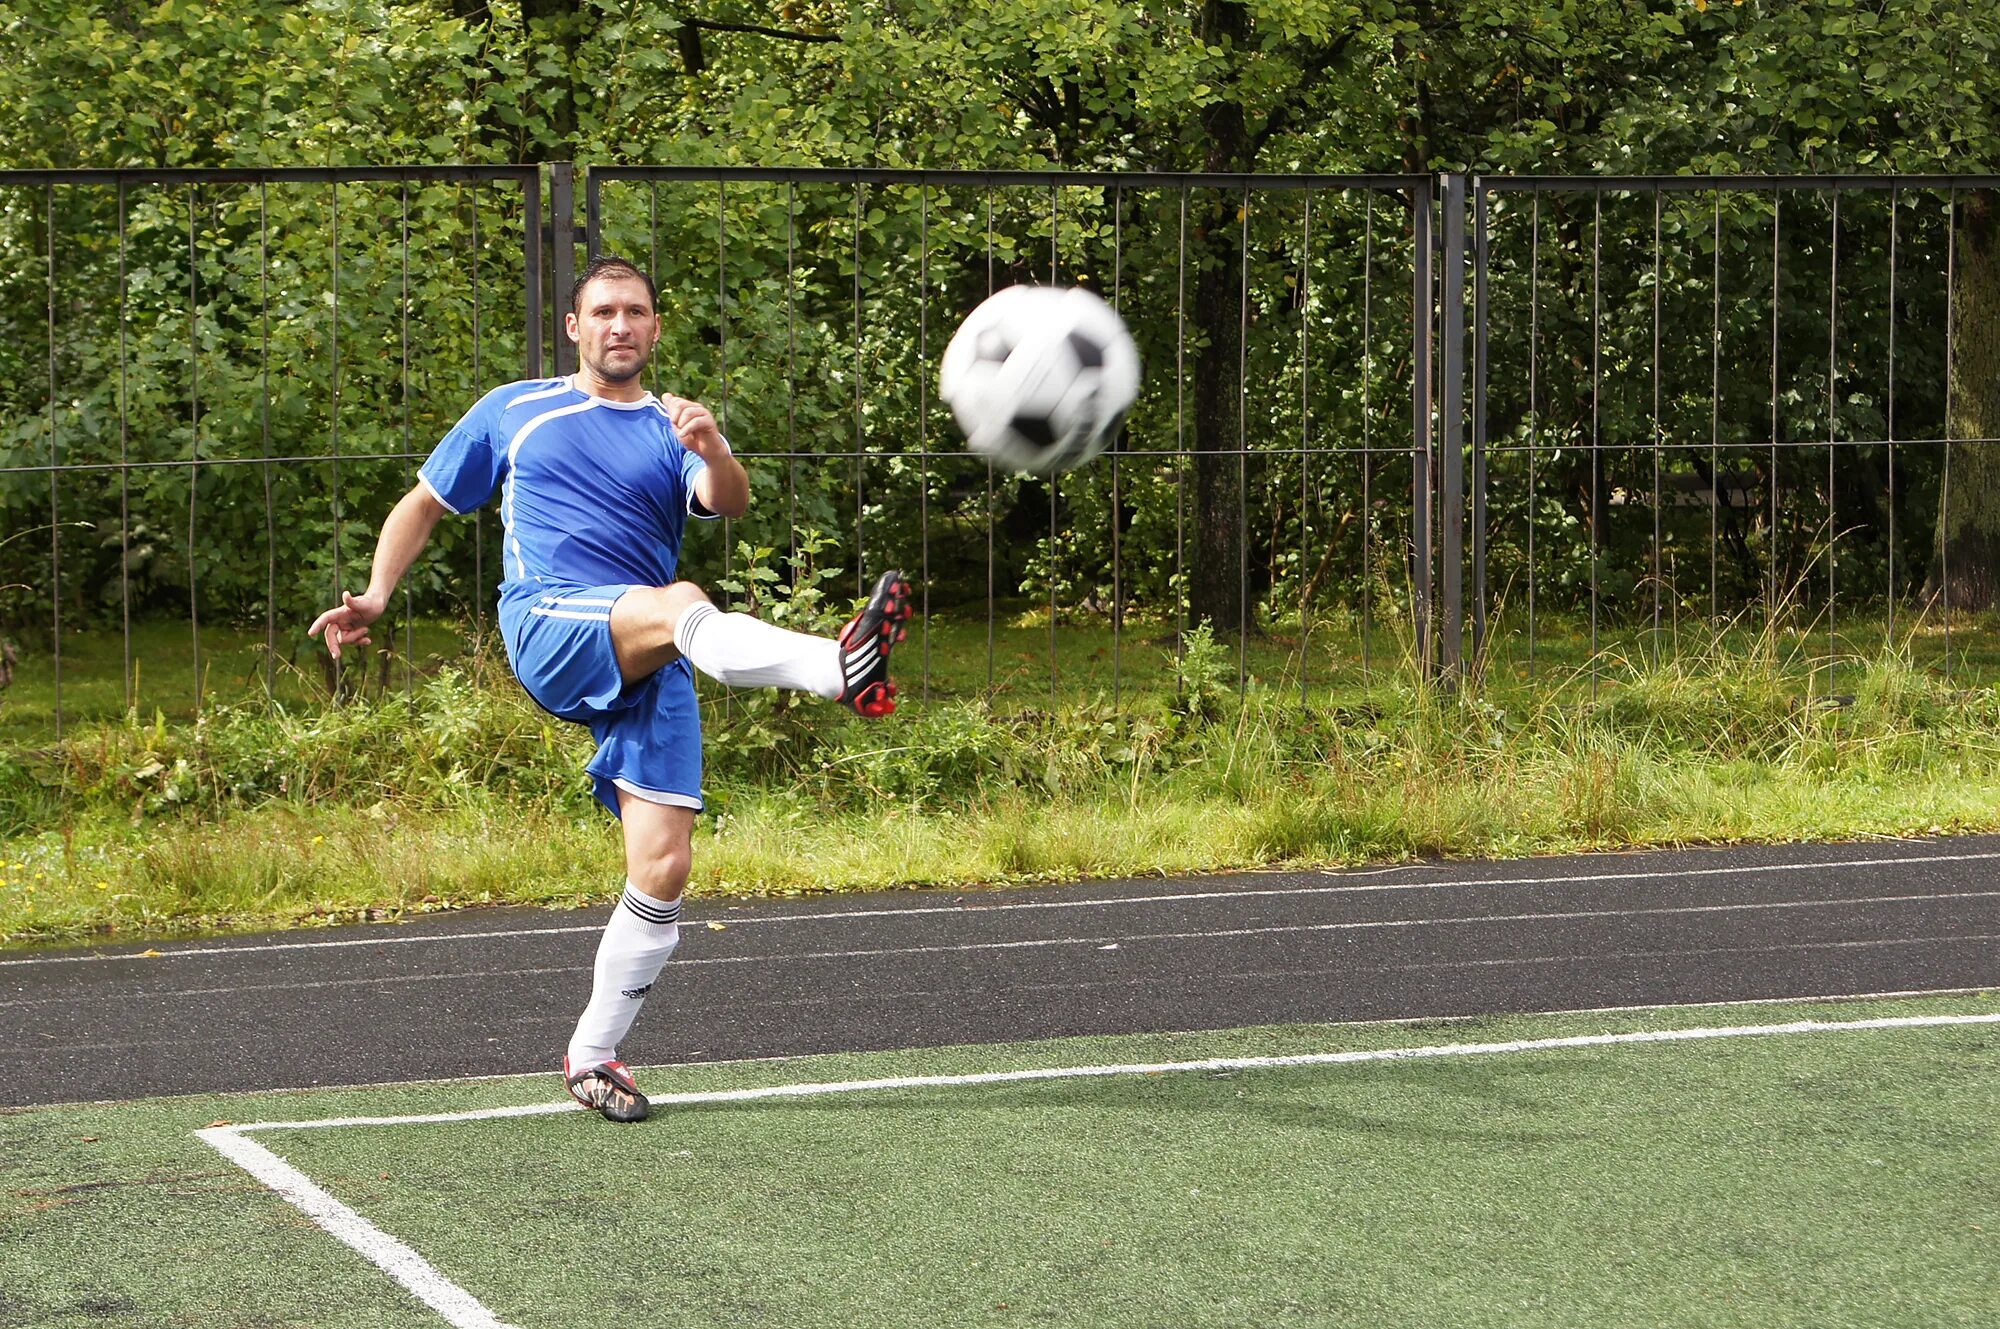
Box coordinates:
[567,274,659,384]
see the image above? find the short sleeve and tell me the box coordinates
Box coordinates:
[419,389,510,514]
[681,443,719,520]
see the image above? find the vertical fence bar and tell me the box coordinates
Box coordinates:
[1410,178,1433,680]
[261,184,276,700]
[551,164,575,377]
[1299,188,1311,704]
[1650,192,1663,668]
[1361,191,1374,680]
[718,180,731,608]
[1112,186,1125,710]
[1589,188,1601,689]
[647,183,659,363]
[853,181,865,595]
[401,181,415,700]
[1438,174,1466,686]
[471,189,485,641]
[118,182,132,709]
[585,169,601,262]
[188,184,203,713]
[1527,189,1540,681]
[1826,188,1839,679]
[1943,187,1956,675]
[524,171,544,377]
[1471,181,1490,675]
[1710,194,1721,626]
[784,183,799,569]
[329,181,343,698]
[918,184,931,701]
[1176,187,1190,684]
[1051,183,1061,706]
[986,188,997,696]
[1237,184,1251,694]
[1886,187,1898,642]
[45,186,61,737]
[1769,190,1781,632]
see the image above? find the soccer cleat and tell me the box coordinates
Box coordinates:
[564,1056,650,1123]
[836,570,913,717]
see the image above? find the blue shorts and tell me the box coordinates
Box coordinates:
[498,584,703,817]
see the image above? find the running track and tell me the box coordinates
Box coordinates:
[4,837,1997,1107]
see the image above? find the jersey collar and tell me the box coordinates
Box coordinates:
[566,373,659,410]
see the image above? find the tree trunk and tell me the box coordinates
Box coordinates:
[1188,0,1249,639]
[1929,192,2000,609]
[1190,199,1247,639]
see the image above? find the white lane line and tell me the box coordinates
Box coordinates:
[1377,932,2000,974]
[197,1010,2000,1329]
[1027,935,2000,999]
[17,885,2000,1011]
[12,846,2000,970]
[9,889,1997,1011]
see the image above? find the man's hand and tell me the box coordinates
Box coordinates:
[661,393,727,459]
[308,590,387,661]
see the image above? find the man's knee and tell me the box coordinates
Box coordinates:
[661,581,711,646]
[629,844,692,902]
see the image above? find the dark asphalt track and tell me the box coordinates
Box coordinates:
[4,836,1997,1108]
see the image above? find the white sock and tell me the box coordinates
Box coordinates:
[566,882,682,1071]
[675,600,844,699]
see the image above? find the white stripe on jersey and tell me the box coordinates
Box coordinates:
[540,596,619,608]
[528,607,613,622]
[504,380,574,410]
[502,397,602,582]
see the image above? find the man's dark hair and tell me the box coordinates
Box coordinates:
[571,256,657,313]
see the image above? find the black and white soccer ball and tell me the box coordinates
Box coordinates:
[938,284,1140,475]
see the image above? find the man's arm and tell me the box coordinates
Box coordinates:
[662,392,750,518]
[307,482,450,659]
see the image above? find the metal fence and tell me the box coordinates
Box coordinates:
[578,166,1430,706]
[1458,174,1991,686]
[0,165,542,736]
[0,165,1990,741]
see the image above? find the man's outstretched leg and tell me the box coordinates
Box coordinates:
[564,795,694,1123]
[611,570,914,716]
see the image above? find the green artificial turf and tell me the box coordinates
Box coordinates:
[4,993,1996,1328]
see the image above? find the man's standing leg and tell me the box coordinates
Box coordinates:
[564,793,695,1123]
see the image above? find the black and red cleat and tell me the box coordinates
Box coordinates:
[837,570,914,717]
[564,1056,650,1123]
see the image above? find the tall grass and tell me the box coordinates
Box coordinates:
[5,619,2000,945]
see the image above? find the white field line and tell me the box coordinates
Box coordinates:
[197,1126,520,1329]
[197,1011,2000,1329]
[16,846,2000,970]
[50,985,1989,1103]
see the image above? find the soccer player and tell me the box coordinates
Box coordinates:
[309,255,912,1123]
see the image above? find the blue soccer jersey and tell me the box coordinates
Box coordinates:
[419,377,713,593]
[419,377,721,817]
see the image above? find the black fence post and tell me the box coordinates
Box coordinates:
[551,163,577,377]
[1471,180,1490,678]
[525,170,545,378]
[1411,177,1434,681]
[1439,172,1467,687]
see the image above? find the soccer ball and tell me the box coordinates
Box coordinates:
[938,284,1140,475]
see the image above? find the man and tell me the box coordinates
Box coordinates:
[309,255,911,1123]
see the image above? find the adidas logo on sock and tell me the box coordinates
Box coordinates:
[620,983,654,999]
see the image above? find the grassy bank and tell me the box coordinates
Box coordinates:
[6,612,2000,947]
